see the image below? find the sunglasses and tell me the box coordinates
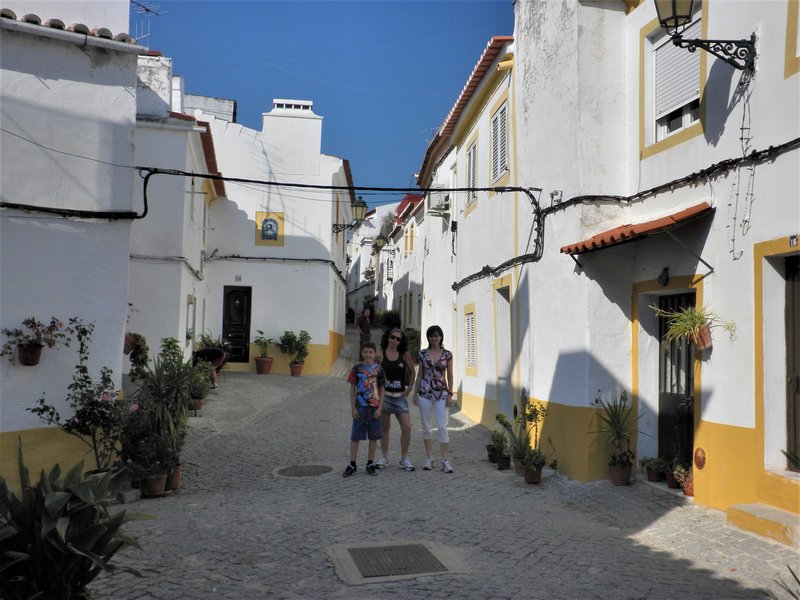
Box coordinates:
[389,335,402,341]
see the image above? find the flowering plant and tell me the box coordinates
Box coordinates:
[1,316,72,363]
[28,318,125,472]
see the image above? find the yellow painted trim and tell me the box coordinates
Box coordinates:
[231,342,333,375]
[452,70,510,148]
[786,0,800,78]
[0,428,101,494]
[491,275,513,407]
[203,179,217,203]
[464,303,477,377]
[753,236,800,514]
[638,5,708,160]
[624,0,644,14]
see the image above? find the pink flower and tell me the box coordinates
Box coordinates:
[102,392,112,402]
[129,403,139,413]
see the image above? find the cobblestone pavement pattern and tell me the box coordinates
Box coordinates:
[94,327,798,599]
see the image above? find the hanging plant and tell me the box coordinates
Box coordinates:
[651,304,735,350]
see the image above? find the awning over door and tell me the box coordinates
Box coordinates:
[560,202,713,255]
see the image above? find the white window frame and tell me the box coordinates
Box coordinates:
[491,102,508,182]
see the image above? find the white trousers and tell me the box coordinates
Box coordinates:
[418,396,449,444]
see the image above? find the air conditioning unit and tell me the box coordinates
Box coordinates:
[427,189,450,219]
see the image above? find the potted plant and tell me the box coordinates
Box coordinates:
[639,456,669,482]
[523,447,547,484]
[0,443,145,598]
[28,318,125,475]
[497,448,512,471]
[591,390,636,486]
[673,464,694,496]
[1,316,72,366]
[253,329,274,375]
[487,429,506,463]
[127,332,149,382]
[277,329,312,376]
[651,304,735,351]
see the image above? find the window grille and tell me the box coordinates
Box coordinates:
[465,311,477,368]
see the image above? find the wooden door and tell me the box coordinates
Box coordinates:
[222,286,251,363]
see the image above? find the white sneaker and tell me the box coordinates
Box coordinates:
[375,455,389,468]
[399,456,415,471]
[442,459,454,473]
[423,457,434,470]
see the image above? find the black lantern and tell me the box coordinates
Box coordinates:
[653,0,756,72]
[333,196,368,233]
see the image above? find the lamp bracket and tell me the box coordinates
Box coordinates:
[671,32,756,72]
[332,223,356,234]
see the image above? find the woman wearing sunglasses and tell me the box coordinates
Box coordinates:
[413,325,454,473]
[376,328,416,471]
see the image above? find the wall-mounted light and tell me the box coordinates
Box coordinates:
[332,196,368,233]
[654,0,756,72]
[373,232,396,256]
[549,190,563,205]
[658,267,670,287]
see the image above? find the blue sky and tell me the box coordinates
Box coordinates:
[129,0,515,207]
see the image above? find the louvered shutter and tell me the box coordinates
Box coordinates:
[498,104,507,177]
[465,312,476,367]
[654,19,701,119]
[491,113,500,180]
[467,144,477,203]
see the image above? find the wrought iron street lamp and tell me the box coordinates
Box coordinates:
[373,232,396,256]
[332,196,368,233]
[654,0,756,72]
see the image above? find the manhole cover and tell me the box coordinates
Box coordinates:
[276,464,333,478]
[348,544,446,578]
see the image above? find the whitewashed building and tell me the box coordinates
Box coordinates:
[127,56,225,363]
[195,100,356,374]
[0,1,144,482]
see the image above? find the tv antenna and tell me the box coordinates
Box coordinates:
[130,0,163,47]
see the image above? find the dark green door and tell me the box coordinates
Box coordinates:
[222,286,251,363]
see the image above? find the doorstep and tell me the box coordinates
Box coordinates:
[727,503,800,548]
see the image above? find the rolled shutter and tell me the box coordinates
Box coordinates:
[654,19,701,119]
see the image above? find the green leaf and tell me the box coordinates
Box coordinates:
[43,491,71,518]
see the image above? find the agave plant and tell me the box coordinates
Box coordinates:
[591,390,636,467]
[0,442,150,599]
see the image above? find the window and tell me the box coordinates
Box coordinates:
[491,102,508,181]
[465,307,477,374]
[466,142,477,206]
[654,19,701,142]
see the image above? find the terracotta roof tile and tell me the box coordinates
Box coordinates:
[560,202,714,255]
[0,9,138,46]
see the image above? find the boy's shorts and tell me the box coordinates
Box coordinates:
[350,405,383,441]
[382,394,409,415]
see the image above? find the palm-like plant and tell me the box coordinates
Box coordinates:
[591,391,636,467]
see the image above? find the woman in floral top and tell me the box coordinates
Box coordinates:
[413,324,455,473]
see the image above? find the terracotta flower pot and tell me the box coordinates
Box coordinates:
[486,444,499,464]
[166,464,182,491]
[609,464,632,486]
[682,479,694,496]
[289,363,304,377]
[142,472,167,496]
[255,356,273,374]
[689,323,713,351]
[17,344,43,366]
[123,333,136,355]
[665,470,681,488]
[524,466,542,484]
[646,468,662,482]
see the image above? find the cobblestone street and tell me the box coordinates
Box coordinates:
[93,327,798,599]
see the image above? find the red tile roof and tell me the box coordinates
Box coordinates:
[560,202,714,255]
[0,8,137,44]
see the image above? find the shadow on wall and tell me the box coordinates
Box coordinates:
[703,59,751,148]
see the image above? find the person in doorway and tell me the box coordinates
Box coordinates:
[343,342,385,477]
[356,307,373,346]
[413,325,454,473]
[376,328,416,471]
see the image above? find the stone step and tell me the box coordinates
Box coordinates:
[727,503,800,547]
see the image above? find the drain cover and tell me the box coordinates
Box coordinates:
[276,464,333,478]
[329,541,460,585]
[348,544,446,577]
